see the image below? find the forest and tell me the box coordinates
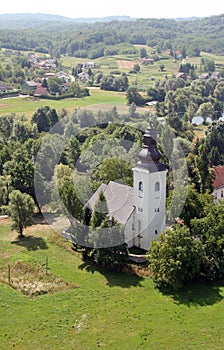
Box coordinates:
[0,13,224,57]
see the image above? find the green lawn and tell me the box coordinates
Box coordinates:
[0,220,224,350]
[0,89,127,118]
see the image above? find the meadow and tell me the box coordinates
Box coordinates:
[0,219,224,350]
[0,89,128,118]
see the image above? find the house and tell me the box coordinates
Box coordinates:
[77,72,89,82]
[198,73,209,80]
[22,81,38,92]
[56,71,70,83]
[212,165,224,201]
[175,72,187,79]
[64,123,167,251]
[0,83,13,93]
[174,50,181,59]
[141,58,154,65]
[211,71,222,80]
[82,62,95,69]
[34,86,49,97]
[145,101,158,107]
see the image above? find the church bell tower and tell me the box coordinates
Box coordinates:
[132,122,167,250]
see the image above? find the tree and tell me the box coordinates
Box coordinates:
[126,87,145,106]
[91,158,133,190]
[140,47,147,58]
[133,64,140,73]
[89,193,128,271]
[148,225,204,290]
[195,141,213,193]
[47,76,61,94]
[63,136,81,168]
[55,164,83,222]
[41,78,48,88]
[90,191,108,228]
[93,218,128,271]
[191,201,224,282]
[196,102,215,123]
[9,190,35,237]
[31,106,51,132]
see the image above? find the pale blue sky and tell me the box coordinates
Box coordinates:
[0,0,224,19]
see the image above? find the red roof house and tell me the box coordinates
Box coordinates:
[212,166,224,200]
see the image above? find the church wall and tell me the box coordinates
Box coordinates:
[124,214,135,248]
[132,168,167,251]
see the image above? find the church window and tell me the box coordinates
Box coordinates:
[155,230,158,235]
[139,181,143,198]
[221,190,224,198]
[138,207,143,212]
[155,182,160,192]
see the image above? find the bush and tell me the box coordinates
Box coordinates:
[148,225,204,290]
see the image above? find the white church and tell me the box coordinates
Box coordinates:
[87,123,167,251]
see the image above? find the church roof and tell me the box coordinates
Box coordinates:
[212,165,224,189]
[87,181,134,225]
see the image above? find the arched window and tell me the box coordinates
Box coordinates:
[139,181,143,198]
[155,182,160,192]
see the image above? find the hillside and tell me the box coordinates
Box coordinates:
[0,13,224,55]
[0,13,132,29]
[0,220,224,349]
[0,13,74,29]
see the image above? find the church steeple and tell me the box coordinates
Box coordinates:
[132,121,167,250]
[137,122,166,172]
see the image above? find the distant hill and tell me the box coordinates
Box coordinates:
[0,13,74,29]
[72,16,132,23]
[0,13,133,29]
[0,13,72,22]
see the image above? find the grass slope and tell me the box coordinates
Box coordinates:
[0,220,224,350]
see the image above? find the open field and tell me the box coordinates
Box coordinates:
[0,89,128,118]
[0,219,224,350]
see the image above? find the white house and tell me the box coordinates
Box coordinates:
[212,165,224,201]
[86,123,167,251]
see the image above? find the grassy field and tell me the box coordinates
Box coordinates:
[0,89,128,118]
[0,219,224,350]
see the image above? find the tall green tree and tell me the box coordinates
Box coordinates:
[9,190,35,237]
[191,201,224,282]
[90,191,108,228]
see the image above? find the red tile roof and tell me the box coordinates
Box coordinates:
[212,166,224,189]
[34,86,49,96]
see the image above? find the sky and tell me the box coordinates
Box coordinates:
[0,0,224,19]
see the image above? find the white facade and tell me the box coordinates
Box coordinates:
[213,186,224,201]
[132,165,166,250]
